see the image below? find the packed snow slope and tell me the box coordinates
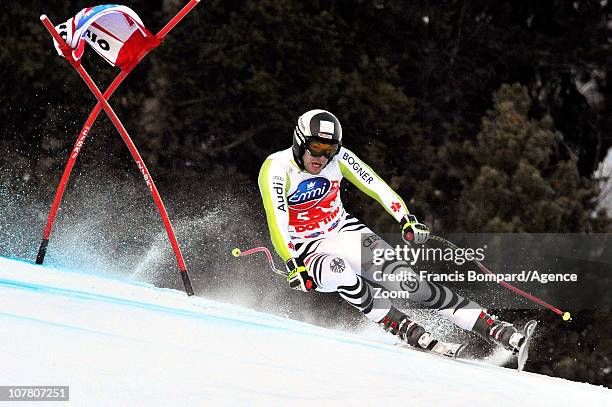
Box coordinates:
[0,257,609,406]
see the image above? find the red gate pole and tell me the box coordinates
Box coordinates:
[35,69,129,264]
[36,0,202,265]
[39,10,198,296]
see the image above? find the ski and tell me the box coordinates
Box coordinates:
[395,340,466,359]
[517,319,538,372]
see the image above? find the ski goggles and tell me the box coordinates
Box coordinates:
[305,138,340,159]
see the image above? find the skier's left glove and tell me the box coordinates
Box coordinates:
[286,258,317,292]
[401,214,430,244]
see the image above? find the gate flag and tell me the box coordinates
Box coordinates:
[53,4,160,70]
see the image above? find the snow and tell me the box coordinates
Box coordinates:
[0,257,610,406]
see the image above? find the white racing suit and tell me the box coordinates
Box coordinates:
[258,147,482,330]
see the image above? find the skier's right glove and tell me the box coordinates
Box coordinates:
[286,258,316,292]
[401,214,430,245]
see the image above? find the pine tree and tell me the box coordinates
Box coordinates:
[456,83,608,233]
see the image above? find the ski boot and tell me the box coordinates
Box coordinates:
[379,306,437,350]
[472,309,525,354]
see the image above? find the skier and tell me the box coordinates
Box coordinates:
[258,109,526,354]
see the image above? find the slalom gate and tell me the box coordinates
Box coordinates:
[37,1,203,296]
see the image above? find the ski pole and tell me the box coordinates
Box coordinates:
[231,247,288,277]
[430,235,572,321]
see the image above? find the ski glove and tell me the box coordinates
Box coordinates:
[401,214,430,245]
[286,258,316,292]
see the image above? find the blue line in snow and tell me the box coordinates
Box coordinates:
[0,277,407,356]
[1,256,151,286]
[0,310,138,340]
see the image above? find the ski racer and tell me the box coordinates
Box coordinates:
[258,109,526,353]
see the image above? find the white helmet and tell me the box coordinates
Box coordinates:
[292,109,343,169]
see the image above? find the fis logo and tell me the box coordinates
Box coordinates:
[288,177,331,209]
[71,126,90,158]
[136,160,153,192]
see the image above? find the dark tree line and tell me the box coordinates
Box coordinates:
[1,0,611,386]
